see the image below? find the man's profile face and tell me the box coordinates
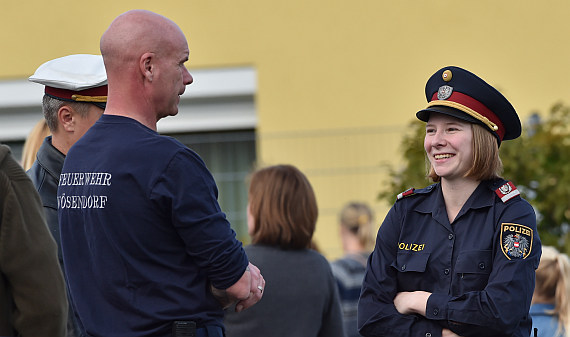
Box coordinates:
[152,30,193,121]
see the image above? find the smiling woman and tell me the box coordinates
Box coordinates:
[358,66,542,337]
[424,114,474,182]
[425,116,503,183]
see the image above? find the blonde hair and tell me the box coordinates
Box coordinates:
[428,123,503,182]
[339,202,375,251]
[535,246,570,336]
[21,119,51,171]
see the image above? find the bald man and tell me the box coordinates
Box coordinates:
[58,10,264,337]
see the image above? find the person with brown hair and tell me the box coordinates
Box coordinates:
[531,246,570,337]
[358,66,541,337]
[331,202,375,337]
[224,164,345,337]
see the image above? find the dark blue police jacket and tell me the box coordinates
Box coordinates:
[358,179,541,337]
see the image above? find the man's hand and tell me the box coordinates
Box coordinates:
[211,262,265,312]
[234,263,264,312]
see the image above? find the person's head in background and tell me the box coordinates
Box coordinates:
[21,119,50,170]
[533,245,570,336]
[247,164,318,250]
[339,202,375,254]
[29,54,107,156]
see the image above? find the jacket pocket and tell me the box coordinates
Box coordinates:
[453,250,492,292]
[455,250,492,274]
[391,252,430,291]
[393,251,430,272]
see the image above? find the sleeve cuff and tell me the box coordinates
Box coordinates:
[425,293,451,321]
[413,318,444,337]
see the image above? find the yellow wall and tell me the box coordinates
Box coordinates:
[3,1,570,258]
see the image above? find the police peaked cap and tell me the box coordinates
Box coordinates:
[29,54,108,110]
[416,66,521,146]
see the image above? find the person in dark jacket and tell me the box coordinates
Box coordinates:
[358,66,541,337]
[0,144,67,336]
[27,54,107,337]
[57,10,264,337]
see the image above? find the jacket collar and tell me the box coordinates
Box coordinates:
[36,136,65,183]
[414,180,501,227]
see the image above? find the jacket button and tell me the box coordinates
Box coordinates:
[401,265,406,271]
[479,262,485,270]
[444,268,450,275]
[426,333,432,337]
[448,233,454,240]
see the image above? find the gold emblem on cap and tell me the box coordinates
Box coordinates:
[442,70,452,82]
[72,94,107,103]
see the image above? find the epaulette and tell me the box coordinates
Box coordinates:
[495,181,520,203]
[396,184,437,201]
[396,188,415,200]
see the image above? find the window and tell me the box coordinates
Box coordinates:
[169,130,256,243]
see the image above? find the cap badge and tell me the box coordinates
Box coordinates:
[442,70,453,82]
[437,85,453,100]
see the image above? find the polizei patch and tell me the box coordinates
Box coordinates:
[500,223,532,260]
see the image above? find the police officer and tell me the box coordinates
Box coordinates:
[28,54,107,337]
[358,66,541,337]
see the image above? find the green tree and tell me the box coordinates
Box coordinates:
[379,103,570,255]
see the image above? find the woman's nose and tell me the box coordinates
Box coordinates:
[432,130,446,146]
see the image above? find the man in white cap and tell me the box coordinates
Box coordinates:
[28,54,107,337]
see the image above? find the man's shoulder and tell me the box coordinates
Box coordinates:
[26,160,43,186]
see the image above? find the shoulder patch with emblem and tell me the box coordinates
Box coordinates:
[500,223,532,260]
[495,181,520,203]
[396,188,415,200]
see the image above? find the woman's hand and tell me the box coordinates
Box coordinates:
[393,291,431,316]
[442,328,462,337]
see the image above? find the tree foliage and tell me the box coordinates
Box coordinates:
[378,102,570,255]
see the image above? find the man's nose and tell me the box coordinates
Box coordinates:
[184,68,193,85]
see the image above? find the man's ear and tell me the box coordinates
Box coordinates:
[58,105,75,132]
[140,52,155,82]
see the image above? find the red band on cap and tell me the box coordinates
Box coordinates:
[45,85,108,101]
[431,91,505,140]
